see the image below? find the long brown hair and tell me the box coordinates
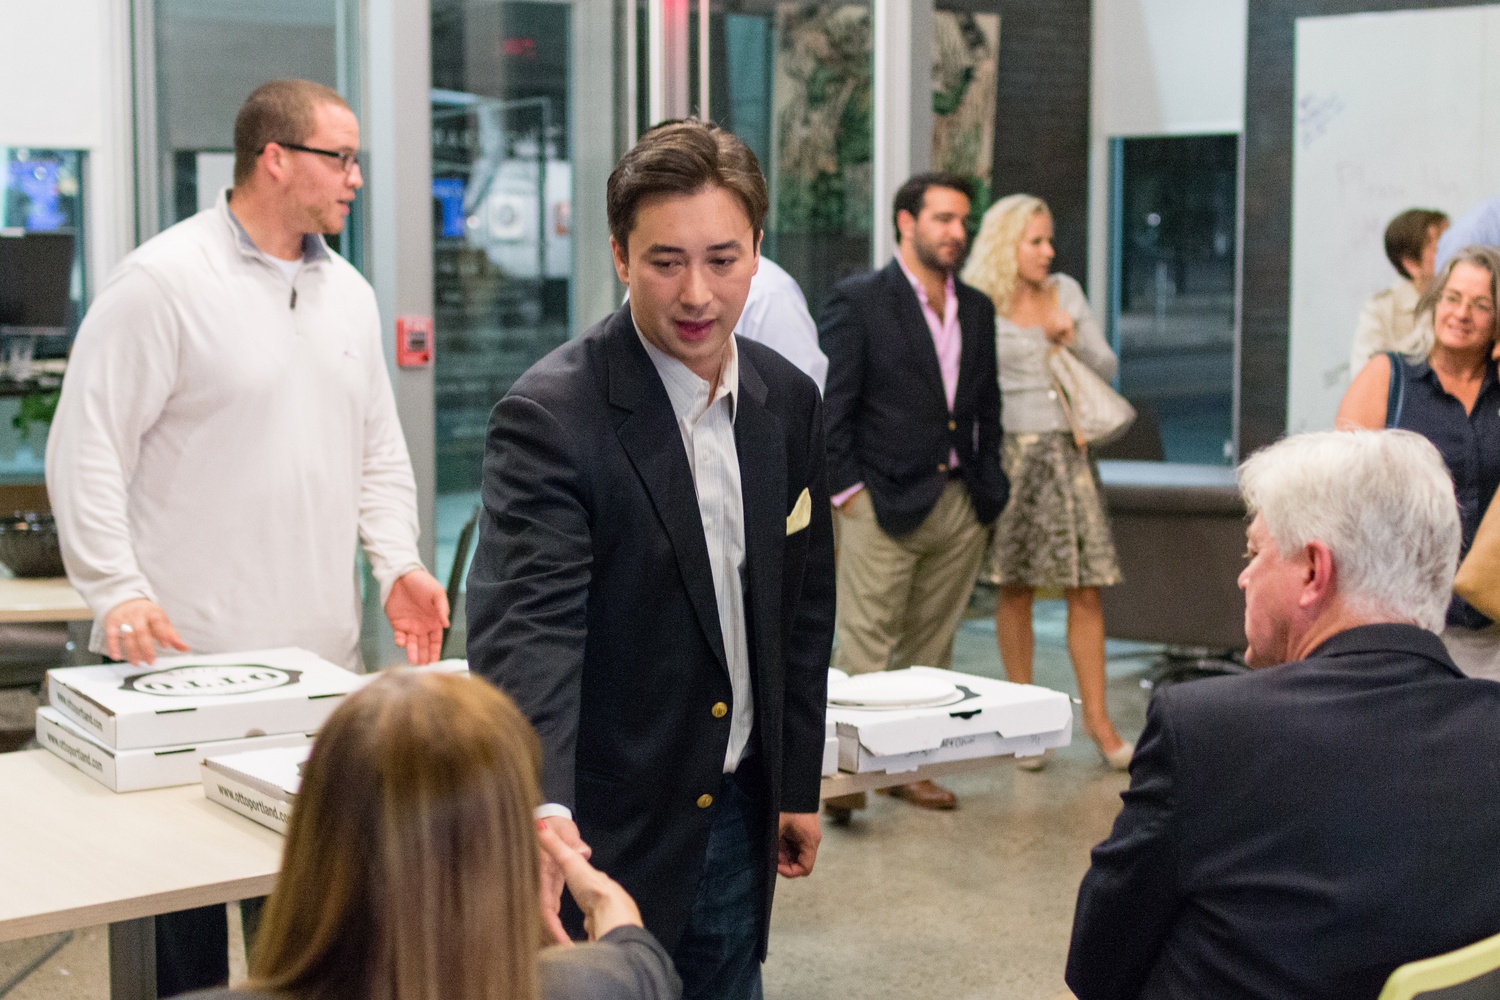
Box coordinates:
[249,670,543,1000]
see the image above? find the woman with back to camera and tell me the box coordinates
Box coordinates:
[960,193,1132,771]
[181,669,680,1000]
[1338,245,1500,679]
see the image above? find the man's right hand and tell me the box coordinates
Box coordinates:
[538,814,593,944]
[103,598,189,665]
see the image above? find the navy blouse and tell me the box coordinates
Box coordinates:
[1387,353,1500,629]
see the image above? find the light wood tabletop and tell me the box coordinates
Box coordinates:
[0,749,283,943]
[0,576,91,624]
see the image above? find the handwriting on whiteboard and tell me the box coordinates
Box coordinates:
[1298,91,1346,149]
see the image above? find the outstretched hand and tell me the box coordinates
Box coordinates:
[384,569,450,664]
[537,820,639,943]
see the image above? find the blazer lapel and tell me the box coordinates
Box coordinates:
[733,348,786,695]
[604,310,728,672]
[882,260,947,403]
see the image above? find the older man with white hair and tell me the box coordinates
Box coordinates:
[1066,430,1500,1000]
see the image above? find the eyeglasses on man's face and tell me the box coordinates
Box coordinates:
[267,141,361,174]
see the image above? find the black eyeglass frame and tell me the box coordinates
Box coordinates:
[264,141,361,173]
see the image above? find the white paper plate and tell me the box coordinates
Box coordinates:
[827,671,963,709]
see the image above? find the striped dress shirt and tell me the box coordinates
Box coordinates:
[637,330,753,773]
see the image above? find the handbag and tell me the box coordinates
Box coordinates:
[1454,496,1500,620]
[1046,344,1136,449]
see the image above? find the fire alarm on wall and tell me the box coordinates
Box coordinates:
[395,315,434,368]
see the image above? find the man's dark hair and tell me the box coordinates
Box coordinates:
[1384,208,1448,279]
[892,172,974,242]
[606,119,768,249]
[233,79,350,186]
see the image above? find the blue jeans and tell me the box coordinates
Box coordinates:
[672,766,765,1000]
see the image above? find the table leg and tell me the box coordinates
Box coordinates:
[108,917,156,1000]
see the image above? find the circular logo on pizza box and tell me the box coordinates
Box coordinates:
[120,664,302,697]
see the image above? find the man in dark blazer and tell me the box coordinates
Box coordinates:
[466,120,835,1000]
[1067,429,1500,1000]
[818,172,1005,815]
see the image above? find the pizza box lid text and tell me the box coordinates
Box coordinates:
[201,745,311,834]
[36,706,312,793]
[47,648,360,749]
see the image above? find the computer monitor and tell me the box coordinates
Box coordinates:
[0,230,75,329]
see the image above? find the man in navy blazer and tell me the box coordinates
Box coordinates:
[818,173,1005,815]
[466,121,834,1000]
[1067,429,1500,1000]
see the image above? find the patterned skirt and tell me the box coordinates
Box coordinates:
[987,432,1122,589]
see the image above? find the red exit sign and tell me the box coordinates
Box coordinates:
[503,37,536,58]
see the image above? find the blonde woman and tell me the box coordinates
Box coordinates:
[181,670,680,1000]
[961,194,1132,770]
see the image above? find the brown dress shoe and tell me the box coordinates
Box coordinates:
[823,791,867,825]
[881,778,957,810]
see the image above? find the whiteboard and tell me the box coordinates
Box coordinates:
[1288,6,1500,433]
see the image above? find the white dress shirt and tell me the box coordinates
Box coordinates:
[1350,277,1428,375]
[735,256,828,392]
[637,328,754,774]
[46,191,425,669]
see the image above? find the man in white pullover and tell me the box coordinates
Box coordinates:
[45,79,448,996]
[47,79,447,672]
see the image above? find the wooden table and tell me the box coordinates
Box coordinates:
[0,577,91,623]
[0,742,1021,998]
[0,749,282,999]
[819,753,1023,799]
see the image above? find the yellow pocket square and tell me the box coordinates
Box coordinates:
[786,487,812,535]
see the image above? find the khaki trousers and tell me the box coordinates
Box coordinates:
[832,480,989,675]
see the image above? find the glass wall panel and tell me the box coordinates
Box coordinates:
[152,0,363,264]
[430,0,574,562]
[706,1,873,313]
[931,7,999,224]
[1108,135,1238,465]
[0,147,85,480]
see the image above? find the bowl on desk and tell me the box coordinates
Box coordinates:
[0,511,65,577]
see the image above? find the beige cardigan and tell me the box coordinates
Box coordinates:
[995,273,1119,434]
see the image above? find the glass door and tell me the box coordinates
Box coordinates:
[430,0,575,571]
[150,0,363,264]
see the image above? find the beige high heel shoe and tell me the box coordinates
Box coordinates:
[1100,740,1134,771]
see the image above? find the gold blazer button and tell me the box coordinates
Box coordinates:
[697,794,714,809]
[712,701,729,718]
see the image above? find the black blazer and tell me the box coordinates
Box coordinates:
[1067,624,1500,1000]
[818,258,1005,536]
[465,307,836,955]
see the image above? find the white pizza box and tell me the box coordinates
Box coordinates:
[36,706,312,793]
[822,719,839,777]
[46,647,360,750]
[826,667,1073,775]
[201,744,311,835]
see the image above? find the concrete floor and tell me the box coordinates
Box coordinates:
[0,593,1158,1000]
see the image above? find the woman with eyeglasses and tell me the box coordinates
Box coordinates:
[180,669,680,1000]
[1338,245,1500,678]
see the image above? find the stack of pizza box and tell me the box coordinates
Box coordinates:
[37,648,361,792]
